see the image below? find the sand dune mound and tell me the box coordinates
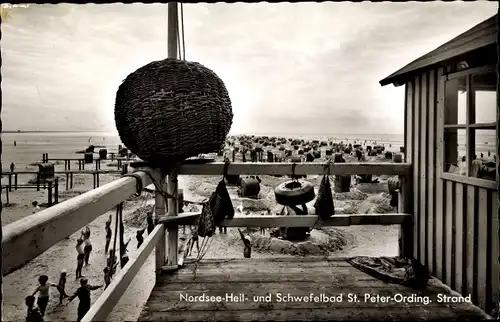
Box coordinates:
[229,227,354,256]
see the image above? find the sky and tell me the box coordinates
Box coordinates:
[1,2,497,135]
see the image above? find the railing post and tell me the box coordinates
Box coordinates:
[166,169,179,268]
[398,174,413,258]
[154,169,167,276]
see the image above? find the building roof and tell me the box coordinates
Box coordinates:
[380,14,497,87]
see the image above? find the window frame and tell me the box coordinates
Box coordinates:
[441,64,497,189]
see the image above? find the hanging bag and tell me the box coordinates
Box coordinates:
[314,175,335,220]
[210,179,234,225]
[198,194,216,238]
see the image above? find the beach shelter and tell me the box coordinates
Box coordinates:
[380,14,499,314]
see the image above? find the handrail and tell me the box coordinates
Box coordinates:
[175,162,411,176]
[81,224,164,322]
[2,161,413,321]
[157,212,411,227]
[1,169,153,276]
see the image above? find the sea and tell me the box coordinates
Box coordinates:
[2,131,496,173]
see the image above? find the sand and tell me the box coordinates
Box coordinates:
[3,140,401,322]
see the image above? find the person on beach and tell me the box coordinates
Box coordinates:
[136,228,145,249]
[51,269,69,305]
[32,201,41,214]
[105,215,112,254]
[68,278,103,322]
[83,225,91,239]
[31,275,50,317]
[75,238,85,279]
[146,211,154,235]
[10,162,15,173]
[103,258,118,289]
[25,295,43,322]
[82,227,92,266]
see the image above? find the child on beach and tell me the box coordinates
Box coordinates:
[31,275,51,317]
[68,278,103,322]
[82,227,92,266]
[25,295,43,322]
[105,215,112,254]
[51,269,69,305]
[103,260,118,289]
[75,238,85,279]
[32,201,41,214]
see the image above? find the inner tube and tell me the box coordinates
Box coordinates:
[274,180,315,206]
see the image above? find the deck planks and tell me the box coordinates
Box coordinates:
[138,258,489,321]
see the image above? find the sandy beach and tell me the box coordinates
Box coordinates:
[2,135,404,321]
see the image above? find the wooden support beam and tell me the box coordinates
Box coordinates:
[166,170,179,268]
[398,174,413,258]
[81,225,164,322]
[2,169,154,276]
[177,162,411,176]
[158,212,411,228]
[154,169,167,276]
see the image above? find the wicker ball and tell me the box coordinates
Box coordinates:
[115,58,233,167]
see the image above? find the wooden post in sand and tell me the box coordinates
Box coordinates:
[4,186,9,204]
[8,174,12,192]
[65,173,69,190]
[14,173,18,190]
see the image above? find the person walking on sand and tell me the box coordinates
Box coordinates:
[82,227,92,267]
[105,215,112,254]
[32,201,41,214]
[25,295,43,322]
[31,275,51,317]
[51,269,69,305]
[75,238,85,279]
[68,278,103,322]
[10,162,15,173]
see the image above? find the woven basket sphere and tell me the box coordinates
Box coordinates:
[114,58,233,167]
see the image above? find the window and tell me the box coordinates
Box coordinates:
[443,66,496,182]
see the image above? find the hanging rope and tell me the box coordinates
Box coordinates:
[109,203,121,279]
[180,2,186,60]
[175,2,186,61]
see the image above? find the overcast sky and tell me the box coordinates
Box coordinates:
[1,2,497,135]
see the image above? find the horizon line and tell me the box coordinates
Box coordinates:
[4,130,405,136]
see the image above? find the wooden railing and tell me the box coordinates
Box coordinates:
[1,162,412,322]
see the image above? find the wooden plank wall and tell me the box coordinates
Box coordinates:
[406,68,499,314]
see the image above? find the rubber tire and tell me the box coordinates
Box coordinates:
[274,180,315,206]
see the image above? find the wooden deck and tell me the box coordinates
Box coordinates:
[138,258,489,321]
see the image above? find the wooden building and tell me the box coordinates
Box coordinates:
[380,14,499,313]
